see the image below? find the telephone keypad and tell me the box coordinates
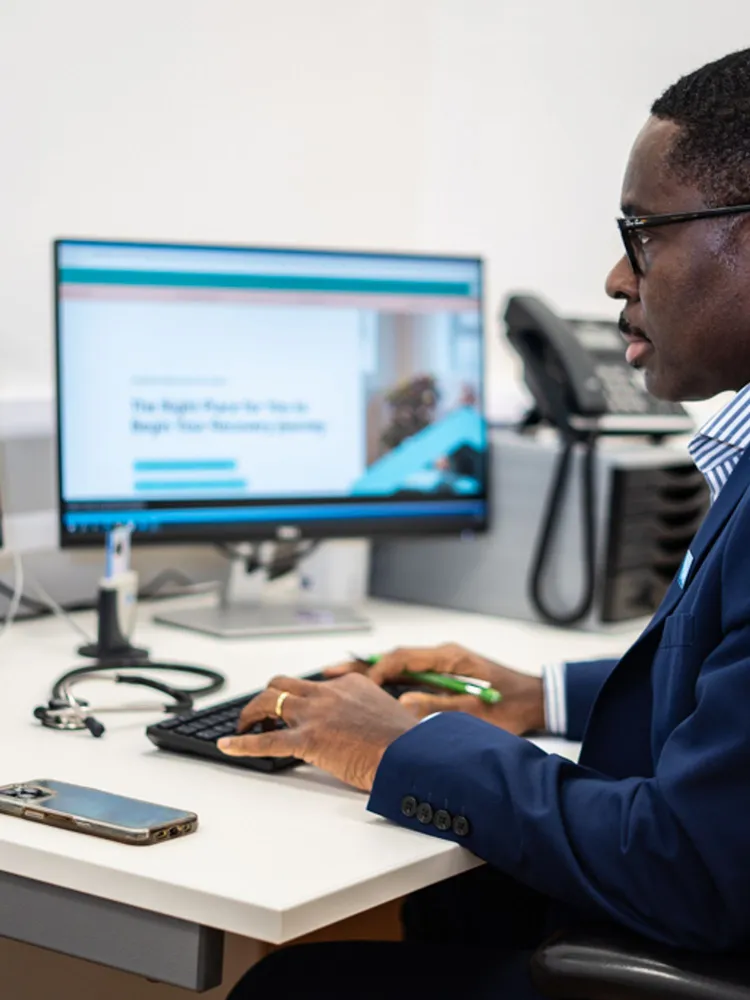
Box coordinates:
[595,363,649,414]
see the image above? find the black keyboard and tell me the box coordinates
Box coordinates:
[146,672,414,772]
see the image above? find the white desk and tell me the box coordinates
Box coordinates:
[0,597,639,991]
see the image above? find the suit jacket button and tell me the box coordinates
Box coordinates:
[401,795,418,818]
[416,802,434,824]
[452,815,470,837]
[433,809,452,832]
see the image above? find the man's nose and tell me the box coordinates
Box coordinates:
[605,254,638,301]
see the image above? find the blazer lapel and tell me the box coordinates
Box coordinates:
[580,448,750,774]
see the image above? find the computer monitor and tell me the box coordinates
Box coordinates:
[54,238,487,635]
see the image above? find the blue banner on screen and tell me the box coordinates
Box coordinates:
[55,239,488,544]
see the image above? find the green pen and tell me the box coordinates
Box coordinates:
[350,653,502,706]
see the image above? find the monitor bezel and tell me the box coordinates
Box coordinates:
[53,237,488,549]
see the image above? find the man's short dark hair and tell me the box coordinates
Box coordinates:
[652,48,750,205]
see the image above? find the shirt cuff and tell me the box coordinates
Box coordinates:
[542,662,567,735]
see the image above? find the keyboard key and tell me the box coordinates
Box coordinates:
[217,709,241,721]
[158,716,187,730]
[174,723,203,735]
[213,721,238,737]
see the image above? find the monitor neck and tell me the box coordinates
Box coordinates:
[218,541,281,610]
[153,538,371,640]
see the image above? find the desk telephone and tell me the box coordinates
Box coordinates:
[504,295,693,436]
[503,294,694,627]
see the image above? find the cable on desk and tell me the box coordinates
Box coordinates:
[25,569,95,645]
[0,579,49,614]
[0,552,25,640]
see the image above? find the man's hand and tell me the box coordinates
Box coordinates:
[217,673,418,791]
[325,643,545,735]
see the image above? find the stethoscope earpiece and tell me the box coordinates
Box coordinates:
[84,716,106,738]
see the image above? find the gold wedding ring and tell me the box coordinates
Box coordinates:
[274,690,290,720]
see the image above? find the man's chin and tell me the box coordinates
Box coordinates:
[642,367,675,402]
[642,369,688,404]
[641,360,725,403]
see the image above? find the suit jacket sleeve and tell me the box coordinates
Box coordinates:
[369,521,750,951]
[563,658,618,741]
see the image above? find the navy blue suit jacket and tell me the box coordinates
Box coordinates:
[369,446,750,951]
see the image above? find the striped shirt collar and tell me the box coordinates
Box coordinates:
[688,383,750,500]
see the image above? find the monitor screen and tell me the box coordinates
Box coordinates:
[54,239,487,546]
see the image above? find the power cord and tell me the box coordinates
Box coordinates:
[0,579,49,615]
[0,552,25,640]
[25,568,95,645]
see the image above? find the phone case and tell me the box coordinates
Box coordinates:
[0,780,198,845]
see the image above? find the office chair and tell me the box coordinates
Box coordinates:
[531,927,750,999]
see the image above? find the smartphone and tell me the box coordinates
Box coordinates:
[0,780,198,846]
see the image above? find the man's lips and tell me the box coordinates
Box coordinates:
[625,340,653,365]
[619,314,653,365]
[618,312,650,342]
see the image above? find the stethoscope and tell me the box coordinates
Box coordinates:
[33,661,226,737]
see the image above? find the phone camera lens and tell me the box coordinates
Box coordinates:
[6,785,45,800]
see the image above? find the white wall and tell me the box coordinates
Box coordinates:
[2,0,749,422]
[417,0,750,422]
[0,0,435,400]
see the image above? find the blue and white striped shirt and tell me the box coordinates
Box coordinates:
[688,383,750,501]
[543,384,750,735]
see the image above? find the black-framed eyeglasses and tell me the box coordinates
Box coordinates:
[617,203,750,275]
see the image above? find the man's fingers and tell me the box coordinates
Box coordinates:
[266,674,318,696]
[237,688,303,732]
[369,647,447,685]
[322,659,368,678]
[398,691,477,719]
[218,727,301,759]
[237,675,326,732]
[323,651,440,683]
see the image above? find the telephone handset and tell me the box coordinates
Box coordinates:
[504,294,693,435]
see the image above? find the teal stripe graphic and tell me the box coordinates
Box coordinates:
[60,268,473,297]
[133,460,236,472]
[134,479,247,491]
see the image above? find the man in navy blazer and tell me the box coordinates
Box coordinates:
[223,48,750,998]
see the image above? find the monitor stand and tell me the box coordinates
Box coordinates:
[153,543,372,639]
